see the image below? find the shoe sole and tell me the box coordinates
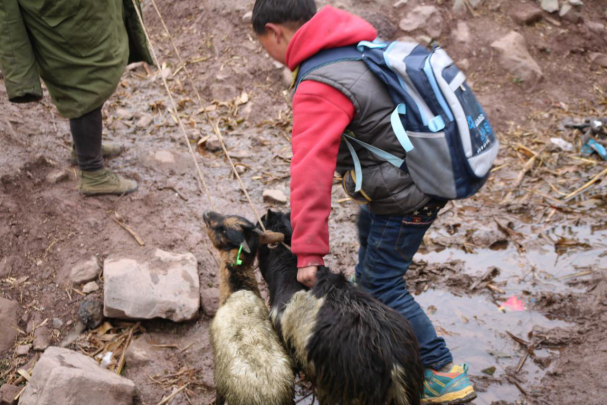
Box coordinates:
[80,183,138,196]
[422,387,477,405]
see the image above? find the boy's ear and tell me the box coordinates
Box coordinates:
[264,23,284,43]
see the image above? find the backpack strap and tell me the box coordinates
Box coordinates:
[295,46,364,89]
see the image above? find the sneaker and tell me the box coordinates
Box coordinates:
[79,169,138,196]
[70,142,124,165]
[422,364,477,405]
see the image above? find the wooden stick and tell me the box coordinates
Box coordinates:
[157,384,189,405]
[564,167,607,201]
[113,213,145,246]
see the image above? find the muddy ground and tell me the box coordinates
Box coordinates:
[1,0,607,404]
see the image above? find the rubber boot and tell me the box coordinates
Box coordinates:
[70,142,124,165]
[79,169,138,196]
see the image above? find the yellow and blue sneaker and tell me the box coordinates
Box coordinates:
[422,364,477,404]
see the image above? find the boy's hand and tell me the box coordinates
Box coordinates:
[297,266,318,288]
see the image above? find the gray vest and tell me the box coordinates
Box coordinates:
[302,60,431,215]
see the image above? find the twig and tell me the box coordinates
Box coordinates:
[113,212,145,246]
[506,331,530,348]
[516,352,529,373]
[157,384,189,405]
[116,323,138,375]
[157,185,189,201]
[564,167,607,201]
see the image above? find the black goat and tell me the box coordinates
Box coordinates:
[257,210,425,405]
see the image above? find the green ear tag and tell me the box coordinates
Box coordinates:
[235,244,244,266]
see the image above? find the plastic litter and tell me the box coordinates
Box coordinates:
[550,137,574,151]
[581,138,607,160]
[498,295,526,312]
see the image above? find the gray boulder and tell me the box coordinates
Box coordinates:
[103,248,200,322]
[491,31,543,84]
[19,347,135,405]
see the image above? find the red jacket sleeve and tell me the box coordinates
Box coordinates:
[290,81,355,268]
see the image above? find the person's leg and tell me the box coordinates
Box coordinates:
[357,206,452,370]
[69,106,137,196]
[70,105,104,171]
[354,206,372,282]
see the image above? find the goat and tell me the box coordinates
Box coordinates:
[203,211,295,405]
[257,210,425,405]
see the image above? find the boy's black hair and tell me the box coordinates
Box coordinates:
[252,0,317,35]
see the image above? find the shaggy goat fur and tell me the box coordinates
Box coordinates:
[203,211,295,405]
[257,210,425,405]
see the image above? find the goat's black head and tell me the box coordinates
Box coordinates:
[204,211,284,266]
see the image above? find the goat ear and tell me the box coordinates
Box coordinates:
[258,230,285,245]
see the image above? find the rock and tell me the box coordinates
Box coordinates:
[363,13,397,39]
[394,0,408,7]
[0,297,19,354]
[468,0,482,8]
[0,384,20,405]
[151,150,175,164]
[19,347,135,405]
[458,58,471,71]
[452,21,471,50]
[125,335,156,367]
[16,344,31,356]
[510,4,543,25]
[416,35,432,47]
[541,0,559,13]
[568,0,583,5]
[585,20,606,34]
[490,31,543,84]
[68,256,101,284]
[559,4,580,23]
[61,321,87,348]
[590,53,607,68]
[452,0,467,17]
[205,139,223,152]
[242,11,252,23]
[79,299,104,329]
[201,287,220,317]
[142,150,190,174]
[115,108,134,120]
[399,6,443,39]
[82,281,100,294]
[103,248,200,322]
[33,326,51,350]
[45,169,70,184]
[52,318,64,329]
[135,114,154,128]
[282,67,293,87]
[263,189,288,205]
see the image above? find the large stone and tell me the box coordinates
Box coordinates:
[125,335,156,367]
[559,4,580,23]
[490,31,543,84]
[201,287,220,317]
[103,248,200,322]
[0,297,19,354]
[510,4,543,25]
[452,0,467,17]
[541,0,559,13]
[590,53,607,68]
[0,384,20,405]
[33,326,51,351]
[263,189,288,205]
[452,21,471,51]
[19,347,135,405]
[399,6,443,38]
[585,20,606,34]
[68,256,101,284]
[79,299,104,329]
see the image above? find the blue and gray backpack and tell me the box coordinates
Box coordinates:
[295,40,500,200]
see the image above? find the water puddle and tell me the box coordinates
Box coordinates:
[417,290,570,404]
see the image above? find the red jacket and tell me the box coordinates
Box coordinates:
[286,6,377,268]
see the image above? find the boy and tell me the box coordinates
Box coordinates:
[252,0,476,404]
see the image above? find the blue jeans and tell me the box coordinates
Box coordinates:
[355,205,453,370]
